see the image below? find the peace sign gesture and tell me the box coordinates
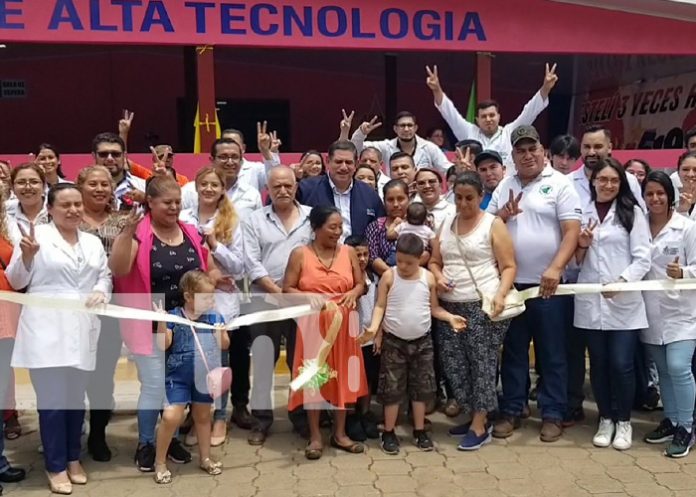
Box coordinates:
[150,146,169,176]
[270,130,282,153]
[359,116,382,136]
[339,109,355,140]
[666,256,684,279]
[425,65,442,92]
[18,222,40,265]
[578,218,598,249]
[499,189,523,222]
[257,120,272,154]
[455,146,475,172]
[119,109,135,136]
[541,63,559,98]
[678,182,696,213]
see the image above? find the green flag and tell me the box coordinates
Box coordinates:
[466,80,477,123]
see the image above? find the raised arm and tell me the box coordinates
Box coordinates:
[108,210,141,277]
[506,63,556,131]
[426,65,478,141]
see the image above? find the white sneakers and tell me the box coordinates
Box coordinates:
[593,418,615,447]
[593,418,632,450]
[613,421,633,450]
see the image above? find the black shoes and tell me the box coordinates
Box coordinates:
[0,467,26,483]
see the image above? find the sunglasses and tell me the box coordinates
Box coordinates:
[96,151,123,159]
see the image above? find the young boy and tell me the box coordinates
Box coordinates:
[344,235,380,441]
[361,234,467,454]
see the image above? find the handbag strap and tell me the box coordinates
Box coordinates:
[189,324,212,374]
[452,215,484,300]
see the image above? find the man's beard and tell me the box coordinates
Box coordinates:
[399,136,415,143]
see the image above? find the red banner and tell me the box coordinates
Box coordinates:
[1,0,696,54]
[0,150,682,183]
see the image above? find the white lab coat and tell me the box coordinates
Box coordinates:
[641,213,696,345]
[179,208,245,321]
[5,223,112,370]
[574,201,651,331]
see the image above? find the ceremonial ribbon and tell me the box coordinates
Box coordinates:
[4,278,696,391]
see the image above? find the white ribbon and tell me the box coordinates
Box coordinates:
[0,291,316,331]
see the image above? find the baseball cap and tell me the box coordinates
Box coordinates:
[510,125,540,146]
[474,150,503,167]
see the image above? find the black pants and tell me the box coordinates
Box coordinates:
[249,318,301,430]
[86,317,123,435]
[228,325,251,407]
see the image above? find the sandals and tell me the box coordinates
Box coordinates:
[304,443,323,460]
[200,458,222,475]
[330,436,364,454]
[154,464,172,484]
[4,413,21,440]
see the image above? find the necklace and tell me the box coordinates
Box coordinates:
[311,242,337,271]
[152,224,181,244]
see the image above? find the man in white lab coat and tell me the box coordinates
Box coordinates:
[350,111,452,176]
[426,63,559,172]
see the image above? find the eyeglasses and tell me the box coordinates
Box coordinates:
[96,151,123,159]
[215,155,240,162]
[416,179,439,187]
[595,177,620,186]
[14,179,43,187]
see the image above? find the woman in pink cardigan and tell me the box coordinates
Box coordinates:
[109,175,227,474]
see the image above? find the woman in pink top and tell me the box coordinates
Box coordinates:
[109,175,226,473]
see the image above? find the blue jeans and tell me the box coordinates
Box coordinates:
[133,347,165,445]
[646,340,696,429]
[583,329,637,421]
[564,298,587,411]
[29,367,88,473]
[0,340,14,475]
[500,291,567,421]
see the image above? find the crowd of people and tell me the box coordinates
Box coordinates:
[1,64,696,494]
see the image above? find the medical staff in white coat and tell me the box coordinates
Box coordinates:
[674,151,696,220]
[640,170,696,459]
[573,158,651,452]
[179,165,245,446]
[5,183,112,495]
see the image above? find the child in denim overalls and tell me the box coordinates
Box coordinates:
[153,270,229,484]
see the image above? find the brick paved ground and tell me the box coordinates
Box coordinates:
[4,374,696,497]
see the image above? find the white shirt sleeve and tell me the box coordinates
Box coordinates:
[682,221,696,279]
[241,217,268,283]
[425,141,452,175]
[92,245,113,299]
[212,224,246,279]
[486,181,504,214]
[181,182,198,211]
[434,93,479,141]
[619,206,652,283]
[504,90,549,132]
[350,129,391,159]
[556,180,583,222]
[627,173,647,212]
[5,241,32,290]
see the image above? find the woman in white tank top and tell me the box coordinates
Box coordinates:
[429,172,517,451]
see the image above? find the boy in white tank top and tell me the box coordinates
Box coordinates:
[360,234,467,455]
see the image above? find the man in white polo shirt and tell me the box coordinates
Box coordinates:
[670,126,696,194]
[426,63,559,172]
[221,126,281,193]
[487,125,581,443]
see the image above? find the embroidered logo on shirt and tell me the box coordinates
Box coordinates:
[366,208,375,216]
[539,185,553,196]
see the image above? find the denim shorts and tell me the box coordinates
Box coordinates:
[165,352,213,405]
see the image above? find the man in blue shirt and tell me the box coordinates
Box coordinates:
[474,150,506,209]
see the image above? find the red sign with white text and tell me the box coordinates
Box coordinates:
[1,0,696,54]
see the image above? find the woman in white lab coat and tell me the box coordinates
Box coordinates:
[179,165,245,446]
[5,183,112,494]
[574,157,651,452]
[641,170,696,458]
[6,163,49,244]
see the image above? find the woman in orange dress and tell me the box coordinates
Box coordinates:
[284,206,367,460]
